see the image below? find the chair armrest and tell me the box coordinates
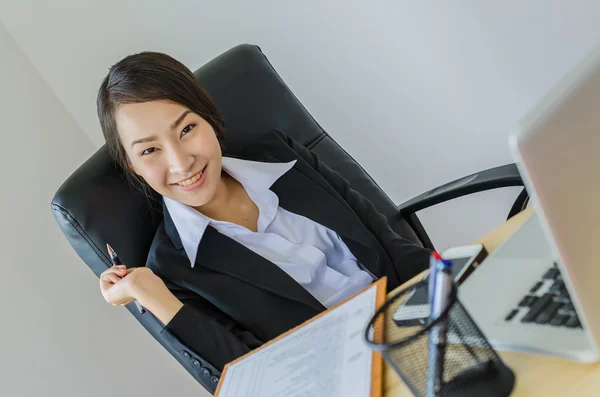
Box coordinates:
[398,163,524,216]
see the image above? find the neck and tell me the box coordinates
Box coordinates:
[193,171,237,218]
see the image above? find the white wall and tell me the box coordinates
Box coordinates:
[0,23,208,397]
[2,1,600,249]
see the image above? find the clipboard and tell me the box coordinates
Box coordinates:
[215,277,387,397]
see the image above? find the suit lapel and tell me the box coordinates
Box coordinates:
[195,227,326,312]
[163,203,325,313]
[267,160,381,276]
[233,132,383,276]
[231,139,377,251]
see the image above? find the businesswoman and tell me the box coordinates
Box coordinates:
[97,52,431,371]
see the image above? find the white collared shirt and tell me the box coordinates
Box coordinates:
[164,157,374,308]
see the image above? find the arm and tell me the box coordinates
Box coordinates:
[129,268,262,369]
[273,129,432,284]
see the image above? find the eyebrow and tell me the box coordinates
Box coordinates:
[170,110,193,130]
[130,135,158,149]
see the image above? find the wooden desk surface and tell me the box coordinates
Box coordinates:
[383,208,600,396]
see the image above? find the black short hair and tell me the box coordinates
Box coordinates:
[97,51,224,191]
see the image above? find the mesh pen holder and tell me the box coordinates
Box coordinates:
[365,280,515,397]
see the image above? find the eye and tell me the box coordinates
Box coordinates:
[181,124,195,137]
[141,147,157,156]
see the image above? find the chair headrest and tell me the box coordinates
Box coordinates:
[52,145,162,273]
[193,43,325,150]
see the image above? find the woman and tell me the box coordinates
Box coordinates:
[97,51,431,370]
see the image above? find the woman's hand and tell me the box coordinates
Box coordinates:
[99,265,158,306]
[99,265,183,325]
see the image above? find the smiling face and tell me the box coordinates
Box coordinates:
[115,100,223,207]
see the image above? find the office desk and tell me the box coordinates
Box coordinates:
[383,208,600,397]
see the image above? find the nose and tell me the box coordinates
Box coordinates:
[166,144,194,175]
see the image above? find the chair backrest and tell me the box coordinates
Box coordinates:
[51,44,427,394]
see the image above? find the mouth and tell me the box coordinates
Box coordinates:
[172,165,208,192]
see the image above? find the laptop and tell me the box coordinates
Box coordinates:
[458,42,600,363]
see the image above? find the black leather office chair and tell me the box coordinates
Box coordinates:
[51,44,528,394]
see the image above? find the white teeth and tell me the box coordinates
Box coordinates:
[178,171,202,186]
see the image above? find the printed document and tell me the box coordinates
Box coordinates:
[215,283,379,397]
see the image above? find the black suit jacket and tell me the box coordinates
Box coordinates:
[146,129,431,371]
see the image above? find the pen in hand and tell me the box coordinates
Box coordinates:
[106,243,145,314]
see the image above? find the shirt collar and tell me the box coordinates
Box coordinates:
[163,156,296,266]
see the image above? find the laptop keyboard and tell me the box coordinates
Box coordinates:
[504,263,582,329]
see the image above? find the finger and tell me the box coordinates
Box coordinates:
[108,268,132,283]
[104,281,128,305]
[116,268,136,278]
[100,278,111,292]
[100,273,118,285]
[112,266,127,275]
[101,272,124,288]
[107,273,122,284]
[100,268,118,278]
[100,276,119,289]
[100,267,127,281]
